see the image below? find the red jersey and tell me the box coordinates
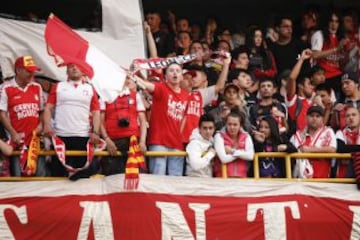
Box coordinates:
[312,31,342,79]
[286,94,312,131]
[148,83,188,150]
[181,87,216,143]
[0,79,43,145]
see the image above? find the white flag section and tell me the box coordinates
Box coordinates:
[0,0,145,101]
[87,46,127,102]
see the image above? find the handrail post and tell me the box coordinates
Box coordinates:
[221,164,227,179]
[254,153,259,179]
[285,154,292,179]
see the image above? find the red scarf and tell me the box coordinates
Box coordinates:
[344,127,360,145]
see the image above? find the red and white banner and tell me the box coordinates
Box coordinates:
[131,53,198,72]
[1,174,359,239]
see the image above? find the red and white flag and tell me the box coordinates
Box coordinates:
[44,14,126,103]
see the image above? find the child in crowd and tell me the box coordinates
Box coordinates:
[253,116,297,177]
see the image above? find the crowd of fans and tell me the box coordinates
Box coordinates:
[0,5,359,184]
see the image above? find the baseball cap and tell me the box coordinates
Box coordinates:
[15,56,41,72]
[224,83,240,92]
[341,71,359,84]
[307,105,324,116]
[183,69,197,77]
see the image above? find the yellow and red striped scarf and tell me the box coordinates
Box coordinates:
[19,131,40,176]
[124,135,146,190]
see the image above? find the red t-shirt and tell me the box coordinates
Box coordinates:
[0,79,43,145]
[148,83,188,150]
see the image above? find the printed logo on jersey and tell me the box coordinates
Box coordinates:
[186,100,201,116]
[167,96,186,121]
[13,103,39,120]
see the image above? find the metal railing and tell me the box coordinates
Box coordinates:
[0,151,356,183]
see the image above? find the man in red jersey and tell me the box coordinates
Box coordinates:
[0,56,47,176]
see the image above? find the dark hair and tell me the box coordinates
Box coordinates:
[176,17,190,25]
[245,25,264,49]
[231,45,248,60]
[316,83,332,94]
[225,108,244,127]
[296,75,309,87]
[274,15,293,27]
[319,9,343,45]
[259,77,276,88]
[259,116,281,145]
[216,39,231,51]
[190,40,203,50]
[227,68,249,83]
[177,31,192,40]
[198,113,215,128]
[343,8,359,24]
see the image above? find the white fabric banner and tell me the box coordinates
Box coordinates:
[0,0,145,81]
[0,175,359,239]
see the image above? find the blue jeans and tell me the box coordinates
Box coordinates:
[148,145,184,176]
[10,156,49,176]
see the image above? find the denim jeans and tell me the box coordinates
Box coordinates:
[148,145,184,176]
[10,156,49,176]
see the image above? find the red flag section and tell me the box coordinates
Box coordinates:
[44,14,94,78]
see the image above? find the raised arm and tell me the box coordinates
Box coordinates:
[287,49,312,98]
[214,53,231,94]
[132,74,155,93]
[144,21,158,58]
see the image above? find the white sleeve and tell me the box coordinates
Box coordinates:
[335,130,345,142]
[200,86,217,107]
[0,86,8,111]
[214,133,237,163]
[311,30,323,51]
[232,134,254,161]
[136,92,145,111]
[186,141,215,170]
